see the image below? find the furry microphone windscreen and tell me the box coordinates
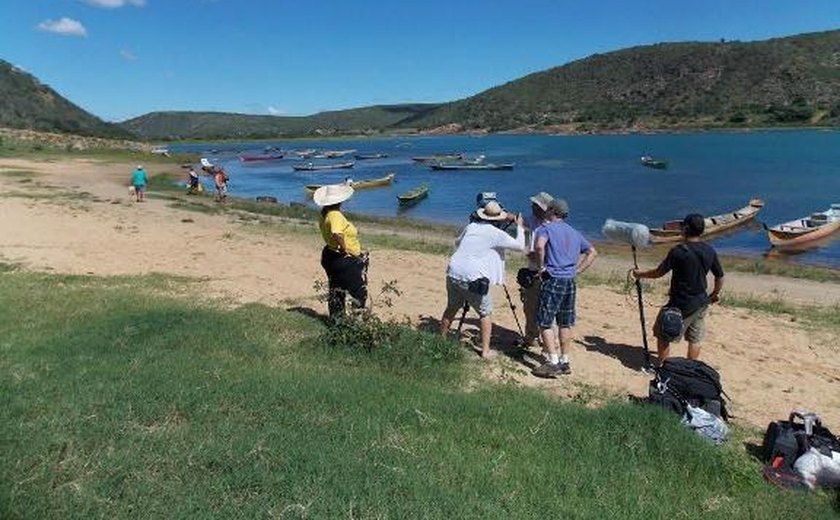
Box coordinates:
[602,219,651,249]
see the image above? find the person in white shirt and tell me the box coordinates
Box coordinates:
[439,201,525,359]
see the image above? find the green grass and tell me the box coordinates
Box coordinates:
[721,294,840,332]
[1,270,837,518]
[0,169,37,178]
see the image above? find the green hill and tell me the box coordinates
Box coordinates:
[121,104,439,140]
[406,30,840,132]
[0,60,134,140]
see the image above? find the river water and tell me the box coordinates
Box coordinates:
[169,130,840,267]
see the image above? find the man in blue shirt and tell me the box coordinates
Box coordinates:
[532,199,598,378]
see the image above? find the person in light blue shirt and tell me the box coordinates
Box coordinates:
[131,165,148,202]
[531,198,597,378]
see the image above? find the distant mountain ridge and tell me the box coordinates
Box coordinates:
[121,104,440,141]
[0,60,133,140]
[3,30,839,141]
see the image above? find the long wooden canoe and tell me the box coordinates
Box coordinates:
[767,204,840,248]
[411,153,463,164]
[429,162,514,171]
[305,173,395,192]
[398,184,429,206]
[293,161,355,171]
[240,153,284,162]
[649,198,765,244]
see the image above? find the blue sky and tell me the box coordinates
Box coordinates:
[3,1,839,122]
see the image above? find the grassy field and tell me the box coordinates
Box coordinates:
[1,270,838,518]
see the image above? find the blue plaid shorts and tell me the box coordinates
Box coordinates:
[537,276,576,329]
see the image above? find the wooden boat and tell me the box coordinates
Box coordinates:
[305,173,395,192]
[240,153,284,162]
[767,204,840,248]
[398,184,429,206]
[354,153,389,160]
[292,161,355,171]
[641,155,668,169]
[411,153,463,164]
[429,162,514,171]
[649,198,765,244]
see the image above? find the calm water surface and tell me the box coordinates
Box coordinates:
[170,130,840,267]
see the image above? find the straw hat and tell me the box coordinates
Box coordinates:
[475,200,508,221]
[529,191,553,211]
[313,184,354,207]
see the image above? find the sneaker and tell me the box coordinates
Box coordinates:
[531,361,571,378]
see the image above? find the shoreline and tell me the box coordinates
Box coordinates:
[0,154,839,430]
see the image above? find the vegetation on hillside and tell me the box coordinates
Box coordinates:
[407,30,840,132]
[0,60,134,140]
[121,104,439,140]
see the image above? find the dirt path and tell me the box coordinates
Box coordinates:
[1,157,838,429]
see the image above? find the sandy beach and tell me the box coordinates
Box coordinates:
[2,157,838,429]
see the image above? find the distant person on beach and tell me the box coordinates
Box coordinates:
[518,191,555,348]
[314,184,368,320]
[187,167,201,195]
[439,200,525,359]
[214,167,229,203]
[531,199,597,378]
[633,213,724,363]
[131,165,148,202]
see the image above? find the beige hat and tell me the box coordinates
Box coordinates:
[529,191,553,211]
[475,200,508,221]
[313,183,354,207]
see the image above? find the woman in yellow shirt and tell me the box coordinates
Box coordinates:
[313,184,368,320]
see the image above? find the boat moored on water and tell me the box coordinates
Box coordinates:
[398,184,429,206]
[641,155,669,169]
[767,204,840,249]
[240,153,284,162]
[305,173,395,192]
[354,153,389,160]
[292,161,355,171]
[411,153,463,164]
[429,162,514,171]
[649,199,765,244]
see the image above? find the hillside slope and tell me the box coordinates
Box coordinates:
[121,104,439,140]
[406,30,840,131]
[0,60,134,139]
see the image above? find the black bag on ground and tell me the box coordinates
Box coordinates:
[647,357,729,420]
[762,412,840,469]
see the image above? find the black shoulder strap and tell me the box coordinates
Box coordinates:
[681,243,707,272]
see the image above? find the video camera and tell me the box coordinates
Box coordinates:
[475,192,498,208]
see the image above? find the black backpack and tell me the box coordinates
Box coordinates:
[762,412,840,470]
[648,357,729,420]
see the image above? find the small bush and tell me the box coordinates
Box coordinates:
[315,280,463,379]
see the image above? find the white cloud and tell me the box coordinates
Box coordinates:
[267,106,285,116]
[120,49,137,61]
[83,0,146,8]
[37,18,88,37]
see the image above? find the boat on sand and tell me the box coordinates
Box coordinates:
[649,199,765,244]
[767,204,840,248]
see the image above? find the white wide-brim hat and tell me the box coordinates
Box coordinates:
[313,184,354,207]
[475,200,508,221]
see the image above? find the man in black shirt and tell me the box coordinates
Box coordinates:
[633,214,724,363]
